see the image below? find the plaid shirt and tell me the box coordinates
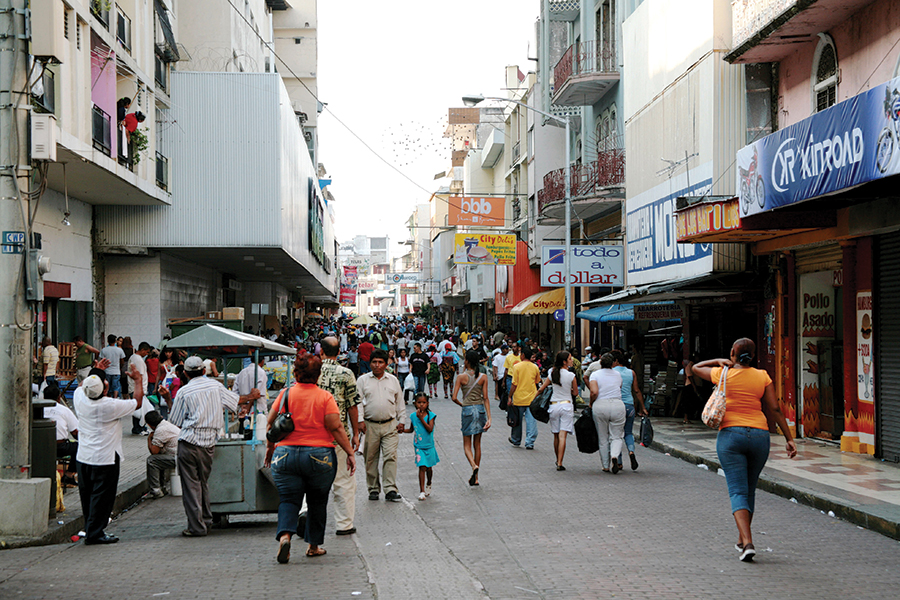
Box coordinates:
[317,358,360,440]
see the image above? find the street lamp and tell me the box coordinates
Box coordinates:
[462,94,574,348]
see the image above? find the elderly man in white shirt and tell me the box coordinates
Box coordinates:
[75,368,144,545]
[235,357,269,415]
[166,356,260,537]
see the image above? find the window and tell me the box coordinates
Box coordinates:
[64,7,70,39]
[746,63,776,144]
[812,34,838,113]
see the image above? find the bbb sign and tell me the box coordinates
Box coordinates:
[540,245,624,288]
[448,196,505,227]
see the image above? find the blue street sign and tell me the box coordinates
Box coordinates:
[1,231,24,254]
[553,309,565,322]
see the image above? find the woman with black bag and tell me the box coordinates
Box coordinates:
[588,353,626,474]
[535,351,579,470]
[264,354,356,564]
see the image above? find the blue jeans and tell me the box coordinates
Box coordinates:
[359,360,371,375]
[716,427,770,514]
[398,372,408,389]
[509,405,538,448]
[44,375,57,388]
[413,374,426,394]
[622,404,636,453]
[270,445,337,545]
[107,375,122,397]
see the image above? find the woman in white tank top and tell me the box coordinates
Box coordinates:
[589,353,626,474]
[536,351,579,470]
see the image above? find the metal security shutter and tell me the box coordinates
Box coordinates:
[876,233,900,462]
[795,243,843,274]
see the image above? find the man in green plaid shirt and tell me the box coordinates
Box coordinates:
[318,336,361,535]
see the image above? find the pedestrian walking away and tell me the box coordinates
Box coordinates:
[357,349,408,502]
[401,393,439,500]
[536,351,579,470]
[451,351,492,486]
[317,336,361,536]
[409,343,431,396]
[612,350,648,471]
[589,353,626,474]
[265,353,356,563]
[692,338,797,562]
[168,356,261,537]
[508,346,542,449]
[74,368,144,544]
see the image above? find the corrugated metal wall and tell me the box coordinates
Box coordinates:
[96,73,283,248]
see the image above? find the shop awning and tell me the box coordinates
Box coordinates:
[510,288,565,315]
[576,301,678,323]
[581,273,745,308]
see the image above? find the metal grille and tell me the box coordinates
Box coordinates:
[816,44,836,83]
[794,244,842,274]
[877,232,900,461]
[817,86,836,112]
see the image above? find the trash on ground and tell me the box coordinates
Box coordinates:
[697,464,709,470]
[828,511,836,517]
[717,468,726,477]
[790,498,798,504]
[385,542,392,546]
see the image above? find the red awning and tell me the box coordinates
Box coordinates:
[44,281,71,299]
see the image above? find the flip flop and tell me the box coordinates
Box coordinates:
[306,547,327,557]
[468,468,479,486]
[277,538,291,564]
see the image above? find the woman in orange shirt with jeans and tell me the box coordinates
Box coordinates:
[693,338,797,562]
[265,354,356,564]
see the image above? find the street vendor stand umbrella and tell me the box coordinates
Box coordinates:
[305,312,324,320]
[161,324,297,519]
[350,315,377,326]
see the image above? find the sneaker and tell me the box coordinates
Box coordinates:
[418,492,426,501]
[139,429,150,436]
[508,437,520,447]
[629,453,639,471]
[385,491,402,502]
[336,527,357,536]
[739,544,756,562]
[368,491,379,501]
[735,543,744,552]
[525,446,534,450]
[425,484,432,497]
[147,488,165,499]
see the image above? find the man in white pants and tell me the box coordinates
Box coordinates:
[317,336,361,535]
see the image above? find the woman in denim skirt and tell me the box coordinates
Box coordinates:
[693,338,797,562]
[452,351,492,486]
[265,354,356,564]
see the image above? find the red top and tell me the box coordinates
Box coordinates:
[146,357,159,383]
[274,384,340,448]
[123,113,139,132]
[358,341,374,362]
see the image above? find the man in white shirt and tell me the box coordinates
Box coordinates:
[128,342,150,434]
[100,334,126,398]
[41,337,59,387]
[357,349,407,503]
[145,410,181,499]
[75,369,144,545]
[492,345,510,404]
[235,357,269,414]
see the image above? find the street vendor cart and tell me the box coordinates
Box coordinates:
[162,324,295,521]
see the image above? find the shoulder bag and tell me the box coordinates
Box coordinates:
[701,366,728,429]
[266,386,295,443]
[529,385,552,423]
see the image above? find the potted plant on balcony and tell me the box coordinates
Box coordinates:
[131,127,149,166]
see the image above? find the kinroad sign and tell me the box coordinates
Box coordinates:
[540,245,624,287]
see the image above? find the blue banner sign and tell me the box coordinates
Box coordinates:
[737,76,900,217]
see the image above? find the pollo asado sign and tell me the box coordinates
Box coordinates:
[540,245,624,287]
[737,75,900,217]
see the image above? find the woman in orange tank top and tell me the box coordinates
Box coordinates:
[693,338,797,563]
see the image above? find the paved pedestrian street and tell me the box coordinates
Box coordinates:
[3,393,900,600]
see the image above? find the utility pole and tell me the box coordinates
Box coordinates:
[0,0,48,537]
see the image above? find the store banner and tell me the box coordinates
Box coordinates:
[448,196,506,227]
[340,266,358,305]
[385,273,419,284]
[856,290,875,448]
[737,75,900,217]
[453,233,516,265]
[540,245,624,287]
[634,305,684,321]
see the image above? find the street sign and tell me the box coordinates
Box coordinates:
[2,231,25,254]
[553,309,566,322]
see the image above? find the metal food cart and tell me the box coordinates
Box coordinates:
[162,324,295,522]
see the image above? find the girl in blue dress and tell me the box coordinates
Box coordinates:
[402,393,439,501]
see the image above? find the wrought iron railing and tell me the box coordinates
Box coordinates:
[553,41,617,92]
[537,148,625,213]
[92,105,111,156]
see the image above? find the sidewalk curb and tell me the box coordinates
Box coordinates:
[0,477,148,550]
[649,439,900,541]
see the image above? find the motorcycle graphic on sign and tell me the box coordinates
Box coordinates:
[738,145,766,215]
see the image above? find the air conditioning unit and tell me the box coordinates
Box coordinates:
[31,114,57,161]
[31,0,65,64]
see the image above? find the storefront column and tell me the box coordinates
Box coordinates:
[785,253,799,436]
[841,242,859,452]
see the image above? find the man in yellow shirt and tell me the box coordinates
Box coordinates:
[503,342,521,394]
[459,330,469,346]
[508,347,541,449]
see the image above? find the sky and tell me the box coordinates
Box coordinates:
[317,0,540,259]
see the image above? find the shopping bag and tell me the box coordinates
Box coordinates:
[575,408,599,454]
[506,406,521,428]
[640,416,654,446]
[701,367,729,429]
[529,386,551,423]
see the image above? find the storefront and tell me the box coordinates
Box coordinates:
[494,241,551,343]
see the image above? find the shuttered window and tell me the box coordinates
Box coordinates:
[876,233,900,462]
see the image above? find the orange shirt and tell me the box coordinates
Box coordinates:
[711,367,771,431]
[274,383,340,448]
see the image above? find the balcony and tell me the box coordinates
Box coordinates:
[92,105,112,156]
[117,125,133,171]
[537,148,625,223]
[549,0,579,21]
[726,0,876,64]
[552,41,619,107]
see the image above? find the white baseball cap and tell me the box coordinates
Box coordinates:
[83,375,105,399]
[184,356,205,372]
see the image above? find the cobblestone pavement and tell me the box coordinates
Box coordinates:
[3,384,900,599]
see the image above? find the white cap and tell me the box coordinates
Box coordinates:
[83,375,105,399]
[184,356,205,372]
